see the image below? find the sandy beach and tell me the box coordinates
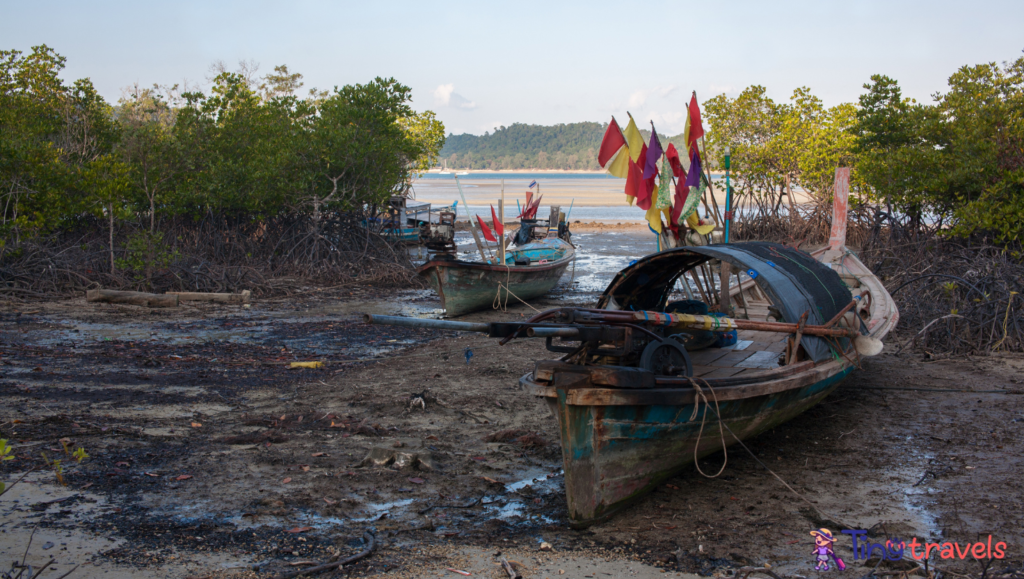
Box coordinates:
[412,174,815,211]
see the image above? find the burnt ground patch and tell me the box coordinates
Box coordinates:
[2,296,1024,578]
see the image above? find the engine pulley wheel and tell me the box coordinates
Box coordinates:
[639,339,692,377]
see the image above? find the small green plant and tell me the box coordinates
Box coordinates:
[115,230,180,285]
[41,439,88,486]
[0,439,14,494]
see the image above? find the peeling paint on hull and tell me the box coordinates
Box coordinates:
[529,365,854,528]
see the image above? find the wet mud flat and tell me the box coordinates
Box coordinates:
[1,291,1023,579]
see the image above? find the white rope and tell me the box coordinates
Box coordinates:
[687,377,728,478]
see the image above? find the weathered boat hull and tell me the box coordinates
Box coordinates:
[522,363,853,527]
[419,250,573,316]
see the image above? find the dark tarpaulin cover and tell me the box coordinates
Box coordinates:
[597,242,854,363]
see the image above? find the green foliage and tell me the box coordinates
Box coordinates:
[703,86,858,211]
[854,58,1024,243]
[309,77,426,212]
[115,230,179,283]
[0,45,117,236]
[0,47,444,261]
[401,110,446,176]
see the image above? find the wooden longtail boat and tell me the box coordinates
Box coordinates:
[514,174,897,526]
[517,239,897,526]
[419,237,575,317]
[367,172,898,527]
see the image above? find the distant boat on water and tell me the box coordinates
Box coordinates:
[439,160,451,175]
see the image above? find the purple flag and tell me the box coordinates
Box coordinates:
[684,148,702,189]
[643,127,663,180]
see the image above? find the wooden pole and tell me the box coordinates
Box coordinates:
[789,311,809,365]
[786,172,796,225]
[455,175,489,262]
[498,198,505,264]
[689,269,710,304]
[87,289,178,308]
[719,262,731,314]
[166,290,251,304]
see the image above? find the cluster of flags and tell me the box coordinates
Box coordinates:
[598,93,715,237]
[476,189,544,243]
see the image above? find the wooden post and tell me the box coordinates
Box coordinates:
[548,206,560,237]
[498,198,505,264]
[828,167,850,251]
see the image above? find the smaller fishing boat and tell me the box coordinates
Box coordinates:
[419,207,575,317]
[363,196,433,244]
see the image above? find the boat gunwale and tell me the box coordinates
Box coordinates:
[521,355,851,407]
[416,243,576,275]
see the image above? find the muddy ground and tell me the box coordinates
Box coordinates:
[1,284,1023,579]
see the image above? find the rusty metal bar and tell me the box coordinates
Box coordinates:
[823,299,858,328]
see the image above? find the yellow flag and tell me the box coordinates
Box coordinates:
[606,146,630,178]
[621,117,645,206]
[687,212,716,235]
[623,117,644,162]
[645,205,663,233]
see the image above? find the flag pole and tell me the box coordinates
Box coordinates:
[455,175,490,262]
[499,179,505,264]
[724,146,733,243]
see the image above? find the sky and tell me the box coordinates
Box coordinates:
[3,0,1023,136]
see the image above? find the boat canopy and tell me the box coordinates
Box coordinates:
[596,242,855,362]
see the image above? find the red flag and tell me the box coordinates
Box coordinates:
[671,179,688,226]
[665,143,686,179]
[625,157,644,206]
[687,94,705,152]
[490,205,503,237]
[528,194,543,218]
[598,118,627,167]
[639,175,656,210]
[476,215,497,242]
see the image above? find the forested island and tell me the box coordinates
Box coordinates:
[439,122,685,171]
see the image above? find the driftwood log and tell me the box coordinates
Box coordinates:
[86,289,178,308]
[165,290,251,304]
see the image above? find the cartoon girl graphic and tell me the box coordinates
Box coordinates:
[810,528,845,571]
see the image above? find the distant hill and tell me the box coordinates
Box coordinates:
[439,122,687,171]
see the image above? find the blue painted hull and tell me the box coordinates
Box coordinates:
[524,364,854,527]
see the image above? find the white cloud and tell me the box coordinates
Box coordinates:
[433,83,454,105]
[433,83,477,110]
[709,83,737,95]
[628,90,648,108]
[647,111,686,134]
[625,85,681,113]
